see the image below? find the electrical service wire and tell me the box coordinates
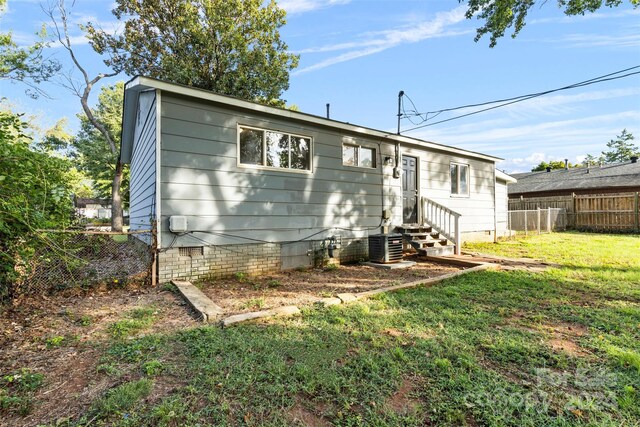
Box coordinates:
[399,65,640,132]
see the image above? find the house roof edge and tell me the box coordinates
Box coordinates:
[122,76,503,164]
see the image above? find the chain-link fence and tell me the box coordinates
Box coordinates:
[508,208,567,235]
[8,229,154,299]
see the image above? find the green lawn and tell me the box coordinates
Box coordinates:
[13,233,640,426]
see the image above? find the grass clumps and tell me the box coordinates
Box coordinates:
[109,306,158,338]
[92,379,153,419]
[0,369,44,416]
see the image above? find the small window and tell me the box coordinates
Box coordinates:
[450,163,469,196]
[238,126,311,171]
[342,144,376,168]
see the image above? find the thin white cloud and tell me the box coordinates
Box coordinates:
[560,32,640,48]
[530,8,640,25]
[412,86,640,124]
[278,0,350,15]
[421,110,639,148]
[294,6,469,74]
[417,110,640,172]
[492,87,640,119]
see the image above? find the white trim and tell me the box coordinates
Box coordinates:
[122,76,502,164]
[155,89,162,249]
[496,169,517,183]
[236,123,314,174]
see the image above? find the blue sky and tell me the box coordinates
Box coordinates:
[2,0,639,172]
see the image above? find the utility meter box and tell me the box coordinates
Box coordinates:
[169,215,188,233]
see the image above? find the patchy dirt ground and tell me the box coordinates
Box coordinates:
[0,284,195,427]
[0,258,463,426]
[199,256,462,315]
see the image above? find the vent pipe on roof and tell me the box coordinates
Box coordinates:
[631,156,638,164]
[564,159,569,170]
[326,103,330,119]
[397,91,404,135]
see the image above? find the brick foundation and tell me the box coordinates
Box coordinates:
[157,238,369,283]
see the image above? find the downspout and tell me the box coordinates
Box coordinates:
[393,142,401,179]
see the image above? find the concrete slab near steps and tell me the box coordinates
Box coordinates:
[171,280,224,322]
[361,261,417,269]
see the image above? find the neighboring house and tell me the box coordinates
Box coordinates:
[121,76,514,282]
[74,197,112,219]
[509,159,640,198]
[507,159,640,232]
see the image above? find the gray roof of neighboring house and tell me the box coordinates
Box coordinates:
[74,197,111,208]
[508,160,640,195]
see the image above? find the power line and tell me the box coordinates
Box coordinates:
[399,65,640,132]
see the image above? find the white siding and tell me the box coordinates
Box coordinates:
[129,91,157,243]
[495,179,509,232]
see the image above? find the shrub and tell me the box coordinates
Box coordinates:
[0,110,75,301]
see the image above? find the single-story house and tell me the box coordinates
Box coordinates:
[508,159,640,198]
[120,76,515,282]
[74,197,112,219]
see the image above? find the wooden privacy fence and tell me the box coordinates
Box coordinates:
[509,192,640,232]
[574,193,639,232]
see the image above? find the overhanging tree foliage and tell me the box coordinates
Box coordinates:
[461,0,639,47]
[0,0,60,98]
[86,0,299,103]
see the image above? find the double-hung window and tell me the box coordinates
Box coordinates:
[238,125,311,171]
[450,163,469,196]
[342,144,376,168]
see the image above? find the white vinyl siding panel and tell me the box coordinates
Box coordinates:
[495,179,509,232]
[129,91,157,244]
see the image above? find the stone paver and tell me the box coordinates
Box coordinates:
[221,305,300,327]
[172,280,224,322]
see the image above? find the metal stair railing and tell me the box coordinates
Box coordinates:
[420,197,462,255]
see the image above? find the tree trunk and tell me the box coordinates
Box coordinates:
[111,160,124,232]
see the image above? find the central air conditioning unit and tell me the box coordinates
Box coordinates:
[368,233,403,264]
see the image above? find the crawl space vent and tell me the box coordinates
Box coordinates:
[179,246,204,257]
